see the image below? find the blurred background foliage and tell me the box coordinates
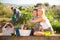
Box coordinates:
[0,2,12,18]
[0,2,60,33]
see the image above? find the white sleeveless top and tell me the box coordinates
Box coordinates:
[40,15,52,29]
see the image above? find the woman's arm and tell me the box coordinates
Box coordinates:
[30,17,43,23]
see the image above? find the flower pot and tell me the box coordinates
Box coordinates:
[19,29,31,36]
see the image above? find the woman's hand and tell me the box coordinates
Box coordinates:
[30,20,35,23]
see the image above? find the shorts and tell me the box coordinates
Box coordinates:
[44,27,53,34]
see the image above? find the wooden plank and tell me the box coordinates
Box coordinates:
[0,36,60,40]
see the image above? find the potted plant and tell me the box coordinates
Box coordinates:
[18,24,31,36]
[19,23,36,36]
[17,13,32,36]
[14,8,34,36]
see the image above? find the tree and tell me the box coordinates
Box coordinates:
[35,3,42,7]
[0,3,12,18]
[54,10,60,21]
[44,3,49,7]
[19,6,22,10]
[52,5,56,9]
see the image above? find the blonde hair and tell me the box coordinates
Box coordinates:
[42,8,45,16]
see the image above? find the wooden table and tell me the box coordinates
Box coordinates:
[0,32,60,40]
[0,34,60,40]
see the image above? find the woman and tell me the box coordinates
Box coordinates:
[38,9,54,34]
[11,7,20,24]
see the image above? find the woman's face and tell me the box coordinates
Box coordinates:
[38,9,43,16]
[33,11,37,17]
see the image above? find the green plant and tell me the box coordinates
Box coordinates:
[52,22,60,33]
[28,23,36,30]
